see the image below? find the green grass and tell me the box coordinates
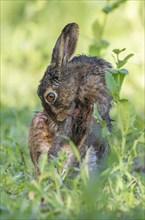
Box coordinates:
[0,104,144,220]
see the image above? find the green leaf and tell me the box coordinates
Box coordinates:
[102,6,112,14]
[107,68,118,74]
[119,68,128,75]
[92,19,102,40]
[113,48,126,55]
[110,70,127,95]
[103,0,128,14]
[117,99,136,136]
[117,53,134,69]
[117,74,125,91]
[105,70,118,99]
[106,67,129,101]
[123,53,134,62]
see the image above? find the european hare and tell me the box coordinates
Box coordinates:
[28,23,112,178]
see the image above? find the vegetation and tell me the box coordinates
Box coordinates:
[1,1,144,219]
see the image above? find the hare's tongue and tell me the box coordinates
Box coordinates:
[72,108,80,118]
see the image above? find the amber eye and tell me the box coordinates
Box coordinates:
[46,92,56,103]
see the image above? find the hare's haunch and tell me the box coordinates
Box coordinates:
[28,23,112,178]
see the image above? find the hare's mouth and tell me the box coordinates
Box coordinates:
[71,107,80,118]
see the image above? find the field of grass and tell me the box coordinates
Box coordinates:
[1,1,144,219]
[1,104,145,219]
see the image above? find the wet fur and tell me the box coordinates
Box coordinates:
[28,23,112,178]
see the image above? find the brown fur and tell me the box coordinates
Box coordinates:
[28,23,112,178]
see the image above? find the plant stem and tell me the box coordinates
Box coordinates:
[122,135,126,153]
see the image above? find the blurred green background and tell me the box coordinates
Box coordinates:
[0,2,144,219]
[1,0,144,117]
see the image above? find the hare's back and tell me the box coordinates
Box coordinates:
[69,55,112,77]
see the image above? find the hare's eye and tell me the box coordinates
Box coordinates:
[46,92,56,103]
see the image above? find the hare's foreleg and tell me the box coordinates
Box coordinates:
[28,112,52,178]
[47,116,72,159]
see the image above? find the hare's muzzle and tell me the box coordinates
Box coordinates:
[71,108,80,119]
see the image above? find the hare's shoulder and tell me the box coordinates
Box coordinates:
[69,55,112,68]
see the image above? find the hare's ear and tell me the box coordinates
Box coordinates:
[51,23,79,67]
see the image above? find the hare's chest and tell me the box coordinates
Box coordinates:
[49,120,59,135]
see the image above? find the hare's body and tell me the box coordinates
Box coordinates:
[29,23,112,178]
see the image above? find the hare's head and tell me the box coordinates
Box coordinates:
[38,23,79,122]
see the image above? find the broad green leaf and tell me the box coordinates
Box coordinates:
[105,70,118,98]
[117,74,125,90]
[117,99,136,136]
[107,68,118,74]
[111,71,126,91]
[119,68,128,75]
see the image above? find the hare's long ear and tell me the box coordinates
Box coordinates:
[51,23,79,67]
